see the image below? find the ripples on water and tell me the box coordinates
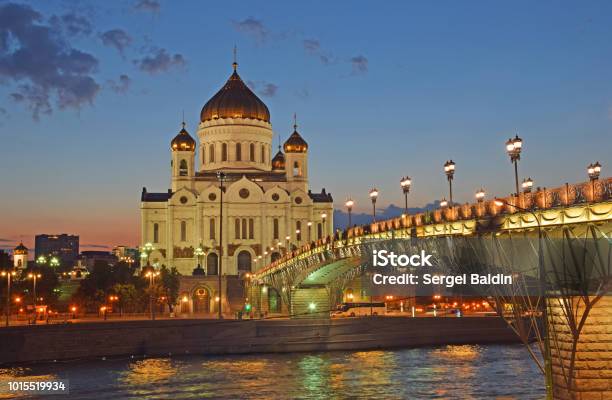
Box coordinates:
[0,345,544,399]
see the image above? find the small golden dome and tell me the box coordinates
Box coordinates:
[171,123,196,151]
[14,242,28,255]
[272,147,285,170]
[283,127,308,153]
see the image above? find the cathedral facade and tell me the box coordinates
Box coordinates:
[140,61,334,289]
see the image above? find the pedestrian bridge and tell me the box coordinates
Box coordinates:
[249,178,612,317]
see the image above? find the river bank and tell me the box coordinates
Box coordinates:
[0,316,522,365]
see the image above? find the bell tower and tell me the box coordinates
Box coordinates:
[283,115,309,192]
[170,121,196,192]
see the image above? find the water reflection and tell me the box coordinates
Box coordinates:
[0,345,544,399]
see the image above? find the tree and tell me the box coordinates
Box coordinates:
[159,265,180,313]
[111,283,138,315]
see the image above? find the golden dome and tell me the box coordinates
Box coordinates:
[200,64,270,123]
[283,126,308,153]
[271,147,285,170]
[14,242,28,255]
[171,123,196,151]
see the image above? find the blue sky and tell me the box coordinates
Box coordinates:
[0,0,610,250]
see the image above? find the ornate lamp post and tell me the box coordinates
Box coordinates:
[295,229,301,245]
[440,198,448,208]
[27,272,42,323]
[216,171,227,319]
[1,270,16,326]
[307,221,312,243]
[522,178,534,193]
[321,213,328,238]
[587,162,602,201]
[505,135,523,196]
[475,188,485,202]
[400,176,412,215]
[443,160,455,207]
[345,198,354,228]
[145,269,160,320]
[285,235,291,254]
[369,188,379,222]
[49,257,60,268]
[36,255,47,265]
[194,245,205,271]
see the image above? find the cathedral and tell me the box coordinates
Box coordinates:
[140,60,334,313]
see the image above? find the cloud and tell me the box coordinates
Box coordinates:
[0,3,100,120]
[232,17,268,43]
[294,88,309,99]
[247,80,278,97]
[100,29,132,56]
[350,55,368,74]
[0,107,6,116]
[49,12,92,36]
[108,74,131,94]
[303,38,334,65]
[82,244,110,249]
[134,48,186,74]
[134,0,160,13]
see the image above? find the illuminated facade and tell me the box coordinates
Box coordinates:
[140,61,334,283]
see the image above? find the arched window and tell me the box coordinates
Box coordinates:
[209,218,215,240]
[201,148,205,166]
[296,221,302,241]
[207,253,218,275]
[249,143,255,161]
[235,143,242,161]
[181,221,187,241]
[293,161,301,177]
[317,223,322,240]
[237,251,251,274]
[209,144,215,163]
[222,143,228,161]
[153,223,159,243]
[260,144,265,163]
[273,218,279,240]
[249,218,254,239]
[235,218,240,239]
[241,218,247,239]
[179,159,188,176]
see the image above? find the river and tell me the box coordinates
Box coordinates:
[0,344,544,399]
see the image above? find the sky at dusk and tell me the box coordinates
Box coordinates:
[0,0,611,252]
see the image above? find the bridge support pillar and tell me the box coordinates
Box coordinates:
[548,296,612,399]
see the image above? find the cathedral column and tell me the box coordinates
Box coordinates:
[167,205,175,264]
[195,201,202,245]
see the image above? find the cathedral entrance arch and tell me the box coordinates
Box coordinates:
[237,250,252,274]
[192,287,210,313]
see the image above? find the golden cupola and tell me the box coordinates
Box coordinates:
[200,62,270,123]
[271,147,286,170]
[283,122,308,153]
[171,122,196,151]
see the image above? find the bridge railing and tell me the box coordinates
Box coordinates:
[253,177,611,280]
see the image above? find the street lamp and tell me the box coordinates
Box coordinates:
[307,221,312,243]
[36,255,47,265]
[505,135,523,196]
[587,162,602,201]
[495,197,551,394]
[443,160,455,207]
[27,273,42,322]
[476,188,485,202]
[145,269,160,320]
[295,229,301,245]
[194,245,205,270]
[49,257,60,268]
[369,188,379,222]
[285,235,291,254]
[345,198,354,228]
[216,171,227,320]
[321,213,327,238]
[400,176,412,215]
[1,270,16,326]
[522,178,534,193]
[440,198,448,208]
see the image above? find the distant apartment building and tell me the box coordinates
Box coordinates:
[35,234,79,268]
[111,245,139,265]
